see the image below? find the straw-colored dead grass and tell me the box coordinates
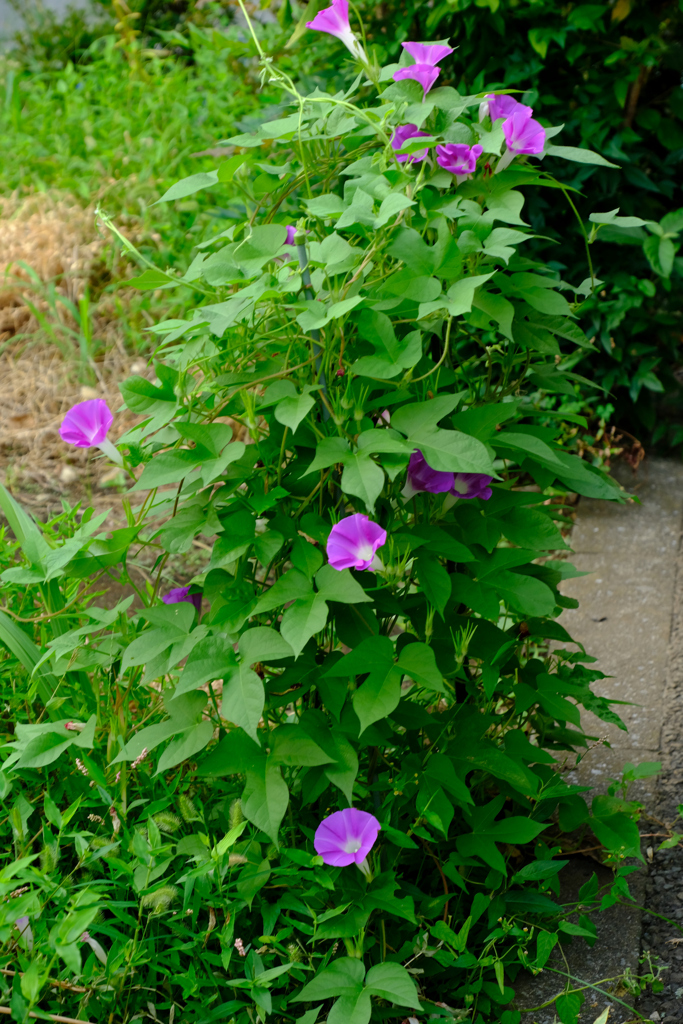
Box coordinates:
[0,193,104,342]
[0,193,142,515]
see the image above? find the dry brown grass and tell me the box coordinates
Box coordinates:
[0,193,143,517]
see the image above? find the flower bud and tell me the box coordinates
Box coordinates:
[229,798,245,829]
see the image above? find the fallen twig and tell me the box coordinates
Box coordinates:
[0,967,88,994]
[0,1008,93,1024]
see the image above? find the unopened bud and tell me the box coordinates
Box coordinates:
[229,799,244,829]
[287,942,303,963]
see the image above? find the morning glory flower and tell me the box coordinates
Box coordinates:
[402,450,454,499]
[401,41,454,65]
[162,586,202,614]
[391,124,431,164]
[326,513,386,571]
[284,225,297,246]
[314,807,381,876]
[496,109,546,172]
[487,93,532,122]
[451,473,494,500]
[436,142,483,183]
[306,0,367,62]
[59,399,123,466]
[393,63,440,98]
[503,109,546,154]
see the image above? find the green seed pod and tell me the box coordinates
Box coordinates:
[229,798,244,829]
[153,812,182,834]
[140,885,179,915]
[40,842,59,873]
[178,794,201,823]
[287,942,303,963]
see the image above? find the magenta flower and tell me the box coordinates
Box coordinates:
[393,63,440,98]
[163,586,202,614]
[306,0,367,62]
[327,513,386,571]
[391,124,431,164]
[403,450,454,499]
[314,808,381,873]
[59,399,123,466]
[284,225,297,246]
[401,41,454,66]
[436,142,483,181]
[451,473,494,500]
[503,109,546,155]
[487,93,532,122]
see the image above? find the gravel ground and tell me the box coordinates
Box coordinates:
[637,533,683,1023]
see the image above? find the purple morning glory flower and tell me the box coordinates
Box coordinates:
[436,142,483,179]
[314,807,381,869]
[60,399,112,447]
[391,124,431,164]
[403,450,454,499]
[487,93,532,122]
[393,63,440,98]
[59,399,123,466]
[163,586,202,614]
[306,0,367,61]
[502,109,546,155]
[326,513,387,571]
[284,225,297,246]
[401,41,454,66]
[451,473,493,500]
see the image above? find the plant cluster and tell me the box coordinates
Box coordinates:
[0,5,653,1024]
[339,0,683,451]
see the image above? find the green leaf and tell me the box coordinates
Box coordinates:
[364,963,421,1009]
[418,272,494,319]
[274,391,317,433]
[291,538,324,579]
[303,437,350,476]
[315,564,372,604]
[499,505,568,550]
[489,569,556,617]
[295,959,365,1001]
[478,815,547,843]
[155,169,220,203]
[176,634,237,695]
[156,719,214,774]
[280,593,329,657]
[416,553,452,617]
[644,234,676,278]
[239,626,294,666]
[0,482,49,565]
[222,663,265,743]
[127,268,177,290]
[398,643,446,692]
[353,663,403,735]
[242,760,289,845]
[269,725,334,767]
[341,453,385,512]
[328,993,372,1024]
[0,610,57,708]
[253,569,312,616]
[545,145,618,168]
[392,396,494,474]
[16,732,74,770]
